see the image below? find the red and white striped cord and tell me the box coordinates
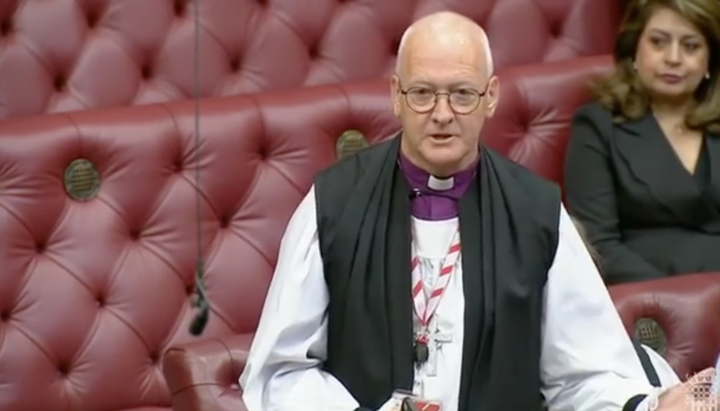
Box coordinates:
[410,229,461,341]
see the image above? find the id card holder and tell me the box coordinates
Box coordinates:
[391,390,442,411]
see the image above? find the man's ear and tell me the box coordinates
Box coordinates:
[485,75,500,117]
[391,75,402,117]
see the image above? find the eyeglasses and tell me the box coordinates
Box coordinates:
[399,84,487,114]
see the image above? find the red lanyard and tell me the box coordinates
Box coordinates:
[410,229,461,342]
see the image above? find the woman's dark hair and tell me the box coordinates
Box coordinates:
[592,0,720,133]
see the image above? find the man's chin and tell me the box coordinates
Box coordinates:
[420,153,468,174]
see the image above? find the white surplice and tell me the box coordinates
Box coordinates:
[239,185,668,411]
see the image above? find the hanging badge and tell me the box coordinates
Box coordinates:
[390,390,442,411]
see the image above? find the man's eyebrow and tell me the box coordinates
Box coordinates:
[403,81,480,88]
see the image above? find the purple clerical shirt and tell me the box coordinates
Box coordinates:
[398,153,477,221]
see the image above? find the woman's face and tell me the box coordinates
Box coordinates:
[634,7,710,102]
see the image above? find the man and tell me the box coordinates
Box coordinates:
[240,11,717,411]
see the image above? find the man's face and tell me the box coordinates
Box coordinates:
[391,40,499,175]
[634,7,709,101]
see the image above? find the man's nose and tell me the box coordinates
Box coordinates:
[431,96,454,124]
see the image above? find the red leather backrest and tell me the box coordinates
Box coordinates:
[483,55,613,183]
[0,0,620,120]
[610,273,720,379]
[0,56,611,411]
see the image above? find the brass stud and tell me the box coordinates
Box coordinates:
[336,129,369,160]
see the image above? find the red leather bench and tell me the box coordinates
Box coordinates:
[0,0,619,120]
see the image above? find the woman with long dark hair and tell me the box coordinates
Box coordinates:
[565,0,720,285]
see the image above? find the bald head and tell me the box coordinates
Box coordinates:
[395,12,494,77]
[390,12,499,179]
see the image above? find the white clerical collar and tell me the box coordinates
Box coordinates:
[427,175,454,191]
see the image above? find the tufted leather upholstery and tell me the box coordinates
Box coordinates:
[0,79,395,411]
[0,0,620,120]
[610,273,720,380]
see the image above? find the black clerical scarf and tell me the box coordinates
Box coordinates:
[314,136,561,411]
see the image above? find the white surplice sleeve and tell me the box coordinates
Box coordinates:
[540,205,667,411]
[239,185,362,411]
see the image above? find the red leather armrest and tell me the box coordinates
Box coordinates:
[609,272,720,378]
[163,333,254,411]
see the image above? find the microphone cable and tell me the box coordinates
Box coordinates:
[189,0,209,336]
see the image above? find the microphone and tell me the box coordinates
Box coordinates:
[408,187,456,201]
[189,260,209,336]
